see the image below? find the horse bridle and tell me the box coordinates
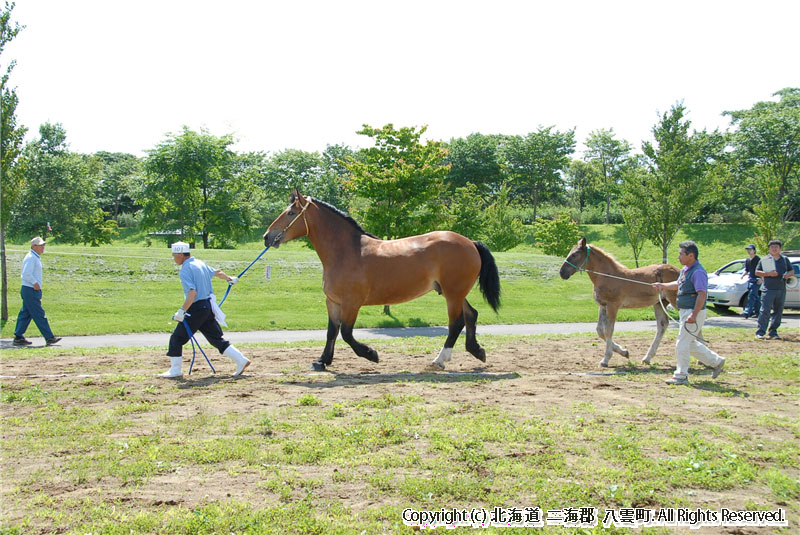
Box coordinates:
[270,195,315,246]
[564,244,591,272]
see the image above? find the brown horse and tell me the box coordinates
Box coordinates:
[263,189,501,371]
[559,237,679,367]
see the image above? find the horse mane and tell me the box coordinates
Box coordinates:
[312,198,379,239]
[590,244,632,271]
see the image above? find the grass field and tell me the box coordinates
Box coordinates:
[1,330,798,534]
[2,223,798,337]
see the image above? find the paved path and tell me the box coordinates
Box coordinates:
[5,314,794,350]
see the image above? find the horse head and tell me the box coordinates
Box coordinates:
[560,237,589,279]
[263,188,314,248]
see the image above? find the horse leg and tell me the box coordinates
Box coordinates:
[339,305,379,364]
[598,305,628,367]
[312,298,341,371]
[463,300,485,362]
[431,298,467,369]
[643,301,669,365]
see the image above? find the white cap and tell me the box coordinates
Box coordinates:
[171,241,190,254]
[31,237,46,246]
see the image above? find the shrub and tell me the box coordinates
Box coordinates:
[535,212,580,257]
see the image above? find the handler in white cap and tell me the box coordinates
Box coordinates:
[159,241,250,378]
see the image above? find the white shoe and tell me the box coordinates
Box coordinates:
[224,346,250,376]
[158,357,183,378]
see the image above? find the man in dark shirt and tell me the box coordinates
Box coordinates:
[755,239,794,340]
[741,244,761,318]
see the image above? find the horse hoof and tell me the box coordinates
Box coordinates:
[310,361,327,371]
[622,351,630,358]
[641,357,651,365]
[599,360,609,368]
[429,361,445,370]
[362,349,379,363]
[472,348,486,362]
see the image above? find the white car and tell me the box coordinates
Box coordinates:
[706,253,800,310]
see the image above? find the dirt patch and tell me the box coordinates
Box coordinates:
[1,332,798,532]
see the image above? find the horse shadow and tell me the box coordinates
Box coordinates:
[288,370,521,389]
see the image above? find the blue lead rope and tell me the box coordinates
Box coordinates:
[182,246,270,375]
[218,245,270,307]
[183,316,215,375]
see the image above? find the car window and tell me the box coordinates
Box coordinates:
[718,261,745,274]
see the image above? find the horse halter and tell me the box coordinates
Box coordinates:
[271,195,315,246]
[564,244,591,272]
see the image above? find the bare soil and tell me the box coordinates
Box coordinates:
[1,332,798,534]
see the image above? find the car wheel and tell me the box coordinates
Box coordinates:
[739,291,749,308]
[712,304,730,311]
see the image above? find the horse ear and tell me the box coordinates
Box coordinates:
[579,237,587,248]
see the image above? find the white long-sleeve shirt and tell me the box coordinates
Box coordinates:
[20,250,43,289]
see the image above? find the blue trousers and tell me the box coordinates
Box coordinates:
[167,299,230,357]
[14,286,55,340]
[756,288,786,337]
[743,278,761,316]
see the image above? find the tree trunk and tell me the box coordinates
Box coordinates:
[1,224,8,322]
[532,187,539,221]
[605,194,611,225]
[383,305,391,315]
[203,231,209,249]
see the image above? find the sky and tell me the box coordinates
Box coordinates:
[5,0,800,157]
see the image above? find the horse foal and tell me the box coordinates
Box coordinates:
[560,238,679,367]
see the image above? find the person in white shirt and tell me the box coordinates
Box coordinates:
[13,237,61,346]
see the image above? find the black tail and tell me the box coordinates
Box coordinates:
[474,241,501,313]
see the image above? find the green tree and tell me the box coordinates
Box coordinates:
[619,165,649,267]
[95,151,141,220]
[749,167,796,253]
[139,127,255,248]
[445,133,504,195]
[724,87,800,221]
[12,123,117,245]
[500,127,575,221]
[446,183,487,240]
[583,128,631,224]
[344,124,450,239]
[625,103,724,262]
[564,159,602,212]
[483,184,526,252]
[1,0,25,321]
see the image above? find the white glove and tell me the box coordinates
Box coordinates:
[229,276,238,285]
[172,308,185,322]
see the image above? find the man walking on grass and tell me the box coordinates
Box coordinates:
[13,237,61,347]
[652,241,725,386]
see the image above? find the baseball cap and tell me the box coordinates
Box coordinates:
[30,237,46,246]
[171,242,190,254]
[745,244,756,250]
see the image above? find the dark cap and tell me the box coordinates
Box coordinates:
[745,244,756,250]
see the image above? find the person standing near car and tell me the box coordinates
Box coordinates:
[741,244,761,318]
[12,237,61,346]
[755,239,793,340]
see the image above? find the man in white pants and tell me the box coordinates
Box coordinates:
[653,241,725,385]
